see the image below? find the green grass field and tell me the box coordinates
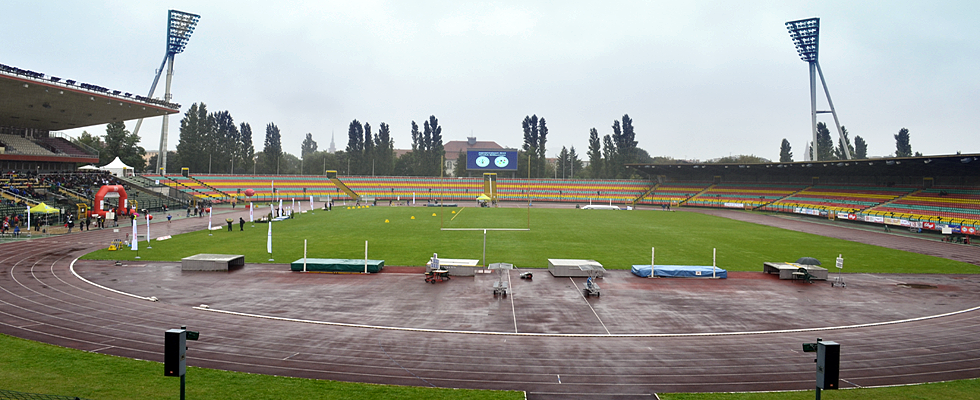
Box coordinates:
[2,333,978,400]
[83,206,978,274]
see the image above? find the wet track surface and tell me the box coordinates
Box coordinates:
[2,207,979,399]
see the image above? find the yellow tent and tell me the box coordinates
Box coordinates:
[476,194,491,201]
[29,203,60,214]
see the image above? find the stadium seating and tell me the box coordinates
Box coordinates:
[634,182,712,206]
[761,185,917,213]
[865,187,980,226]
[684,183,808,209]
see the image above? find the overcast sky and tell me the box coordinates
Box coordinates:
[4,1,978,162]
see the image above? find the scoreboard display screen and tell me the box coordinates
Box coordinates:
[466,150,518,171]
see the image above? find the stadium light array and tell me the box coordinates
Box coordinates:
[786,18,819,62]
[167,10,200,55]
[785,17,851,162]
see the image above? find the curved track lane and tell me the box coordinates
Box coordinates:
[2,208,980,399]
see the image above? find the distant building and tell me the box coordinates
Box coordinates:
[328,132,336,154]
[443,137,505,176]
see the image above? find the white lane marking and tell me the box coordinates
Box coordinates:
[569,277,611,335]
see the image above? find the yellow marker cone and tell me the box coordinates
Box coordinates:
[411,216,415,219]
[385,219,389,223]
[432,213,437,217]
[452,211,456,214]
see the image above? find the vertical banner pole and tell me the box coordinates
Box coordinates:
[483,229,487,267]
[303,239,307,272]
[364,240,369,274]
[651,247,655,278]
[713,248,717,278]
[147,214,152,248]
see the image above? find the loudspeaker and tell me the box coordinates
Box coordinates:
[816,341,839,389]
[164,329,186,377]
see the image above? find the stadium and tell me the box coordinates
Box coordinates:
[2,12,980,400]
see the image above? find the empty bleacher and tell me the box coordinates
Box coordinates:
[761,185,917,214]
[866,187,980,225]
[0,134,57,156]
[635,182,712,206]
[684,183,808,209]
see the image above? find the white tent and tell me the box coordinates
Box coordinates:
[100,157,134,177]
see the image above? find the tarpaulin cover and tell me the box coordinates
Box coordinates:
[291,258,384,273]
[632,264,727,279]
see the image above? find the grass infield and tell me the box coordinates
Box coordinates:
[83,206,977,274]
[2,333,978,400]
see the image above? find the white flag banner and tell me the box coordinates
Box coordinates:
[146,214,151,244]
[249,202,253,222]
[267,205,273,254]
[26,206,30,232]
[309,195,314,212]
[278,199,283,216]
[208,206,212,230]
[291,198,295,213]
[131,218,138,251]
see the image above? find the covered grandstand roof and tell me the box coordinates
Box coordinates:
[0,65,179,132]
[628,153,980,186]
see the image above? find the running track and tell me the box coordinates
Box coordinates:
[2,206,979,399]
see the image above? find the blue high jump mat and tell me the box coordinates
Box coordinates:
[631,264,727,279]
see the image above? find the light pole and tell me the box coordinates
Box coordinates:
[132,10,200,174]
[786,17,850,161]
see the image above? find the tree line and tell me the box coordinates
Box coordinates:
[779,123,920,162]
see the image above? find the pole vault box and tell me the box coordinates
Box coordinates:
[548,259,605,278]
[290,258,384,273]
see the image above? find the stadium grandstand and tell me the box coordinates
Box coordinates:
[0,62,191,228]
[2,60,977,239]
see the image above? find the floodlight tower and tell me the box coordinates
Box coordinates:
[132,10,200,174]
[786,18,850,161]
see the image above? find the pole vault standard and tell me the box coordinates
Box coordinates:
[786,17,851,161]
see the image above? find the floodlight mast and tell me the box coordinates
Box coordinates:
[786,17,850,161]
[132,10,199,174]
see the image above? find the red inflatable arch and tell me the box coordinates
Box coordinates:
[91,185,132,218]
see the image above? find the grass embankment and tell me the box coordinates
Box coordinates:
[2,334,977,400]
[0,334,519,400]
[83,206,976,274]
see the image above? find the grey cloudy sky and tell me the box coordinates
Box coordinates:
[4,1,978,162]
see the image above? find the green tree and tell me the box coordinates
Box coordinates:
[103,121,146,172]
[779,138,793,162]
[816,122,835,161]
[895,128,912,157]
[568,146,584,178]
[71,130,105,160]
[520,115,549,178]
[147,151,177,172]
[423,115,444,176]
[301,133,318,159]
[211,111,238,173]
[709,154,770,163]
[587,128,602,179]
[263,123,283,174]
[834,126,854,160]
[610,114,638,178]
[374,122,394,176]
[453,150,467,177]
[175,103,211,173]
[363,122,374,174]
[602,134,615,179]
[854,135,868,159]
[346,120,364,175]
[556,146,570,179]
[238,123,255,174]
